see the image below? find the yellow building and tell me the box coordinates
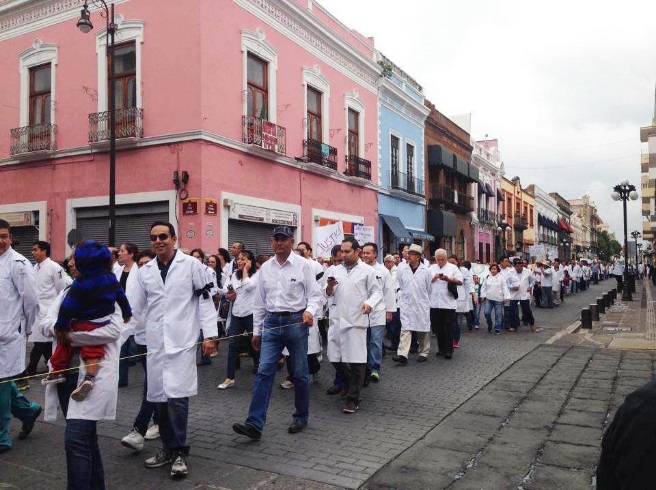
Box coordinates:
[499,176,536,258]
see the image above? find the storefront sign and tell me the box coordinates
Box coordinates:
[353,224,374,245]
[262,121,277,151]
[182,199,199,215]
[204,199,218,215]
[0,212,33,226]
[232,203,298,227]
[316,221,344,259]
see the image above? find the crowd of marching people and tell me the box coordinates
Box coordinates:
[3,215,656,486]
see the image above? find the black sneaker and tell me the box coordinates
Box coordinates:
[392,355,408,365]
[342,401,360,414]
[145,449,174,468]
[18,406,42,440]
[232,423,261,440]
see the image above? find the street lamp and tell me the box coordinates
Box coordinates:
[638,242,643,269]
[77,1,117,246]
[611,180,639,301]
[561,239,570,260]
[497,220,511,256]
[631,230,641,268]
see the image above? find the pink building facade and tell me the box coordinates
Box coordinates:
[471,139,503,263]
[0,0,381,259]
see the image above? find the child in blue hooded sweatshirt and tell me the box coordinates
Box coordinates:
[42,241,131,401]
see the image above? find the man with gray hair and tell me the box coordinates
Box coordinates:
[428,249,463,359]
[392,244,432,364]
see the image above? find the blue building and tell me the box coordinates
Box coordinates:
[375,53,431,258]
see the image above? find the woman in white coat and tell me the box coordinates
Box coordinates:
[479,264,510,334]
[452,259,476,348]
[40,253,123,489]
[116,242,140,387]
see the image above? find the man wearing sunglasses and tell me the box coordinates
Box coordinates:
[128,221,217,478]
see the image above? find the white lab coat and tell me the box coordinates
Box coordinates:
[0,247,38,378]
[456,267,475,313]
[326,260,382,363]
[368,262,397,326]
[30,257,71,343]
[397,262,432,333]
[114,264,140,343]
[129,251,218,402]
[40,287,122,422]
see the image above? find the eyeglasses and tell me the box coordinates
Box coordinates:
[150,233,169,242]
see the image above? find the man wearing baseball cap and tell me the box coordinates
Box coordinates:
[233,226,323,439]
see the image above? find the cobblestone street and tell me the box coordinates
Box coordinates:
[0,280,646,489]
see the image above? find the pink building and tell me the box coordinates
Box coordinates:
[471,139,503,263]
[0,0,381,259]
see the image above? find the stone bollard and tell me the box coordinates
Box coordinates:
[597,297,605,314]
[604,293,611,308]
[590,304,599,322]
[610,289,617,302]
[581,308,592,329]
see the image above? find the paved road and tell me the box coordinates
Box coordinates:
[0,280,617,489]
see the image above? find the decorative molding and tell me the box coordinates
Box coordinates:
[302,65,330,143]
[19,38,58,127]
[0,0,130,42]
[233,0,379,93]
[344,89,365,160]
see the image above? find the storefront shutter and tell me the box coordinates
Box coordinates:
[10,225,39,263]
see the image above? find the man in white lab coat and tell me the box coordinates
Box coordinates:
[360,242,396,383]
[129,221,217,478]
[17,241,70,390]
[392,244,433,364]
[325,238,382,413]
[0,219,41,453]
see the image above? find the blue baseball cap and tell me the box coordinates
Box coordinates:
[272,226,294,238]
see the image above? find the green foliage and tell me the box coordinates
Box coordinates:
[597,230,621,260]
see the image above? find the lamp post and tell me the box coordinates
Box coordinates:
[631,230,641,268]
[638,242,643,271]
[497,220,510,257]
[78,1,117,246]
[561,239,570,260]
[611,180,639,301]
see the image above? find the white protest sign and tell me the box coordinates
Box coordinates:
[353,224,375,245]
[315,222,344,259]
[529,245,545,258]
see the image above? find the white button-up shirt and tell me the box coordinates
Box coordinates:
[508,268,535,301]
[32,257,71,342]
[253,252,324,336]
[0,247,38,378]
[224,271,258,318]
[428,262,462,310]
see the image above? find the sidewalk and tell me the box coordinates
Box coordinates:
[553,279,656,350]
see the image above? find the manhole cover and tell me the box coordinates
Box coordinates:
[604,327,632,333]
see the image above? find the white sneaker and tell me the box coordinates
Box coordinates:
[144,424,160,440]
[121,428,145,451]
[217,379,235,390]
[170,452,188,478]
[280,380,294,389]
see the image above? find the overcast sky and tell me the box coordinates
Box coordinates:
[320,0,656,244]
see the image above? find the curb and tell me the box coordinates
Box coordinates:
[545,321,581,345]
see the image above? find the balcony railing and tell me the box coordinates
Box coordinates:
[345,154,372,180]
[10,123,57,155]
[513,213,528,230]
[303,138,337,170]
[242,115,286,155]
[431,183,455,203]
[478,209,496,223]
[456,192,474,212]
[391,170,424,196]
[89,107,143,143]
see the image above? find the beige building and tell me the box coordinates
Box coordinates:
[569,194,603,258]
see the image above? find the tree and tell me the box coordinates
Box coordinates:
[598,230,621,260]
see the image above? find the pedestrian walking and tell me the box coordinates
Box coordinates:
[508,258,537,332]
[479,264,510,334]
[128,221,218,478]
[232,226,323,440]
[116,242,139,387]
[0,219,41,453]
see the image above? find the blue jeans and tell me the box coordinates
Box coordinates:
[227,313,258,379]
[0,381,41,451]
[133,345,158,436]
[484,300,503,332]
[385,309,401,350]
[65,419,105,490]
[245,312,309,432]
[472,304,480,326]
[367,324,385,373]
[118,336,135,386]
[157,397,189,451]
[541,286,553,308]
[197,331,211,365]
